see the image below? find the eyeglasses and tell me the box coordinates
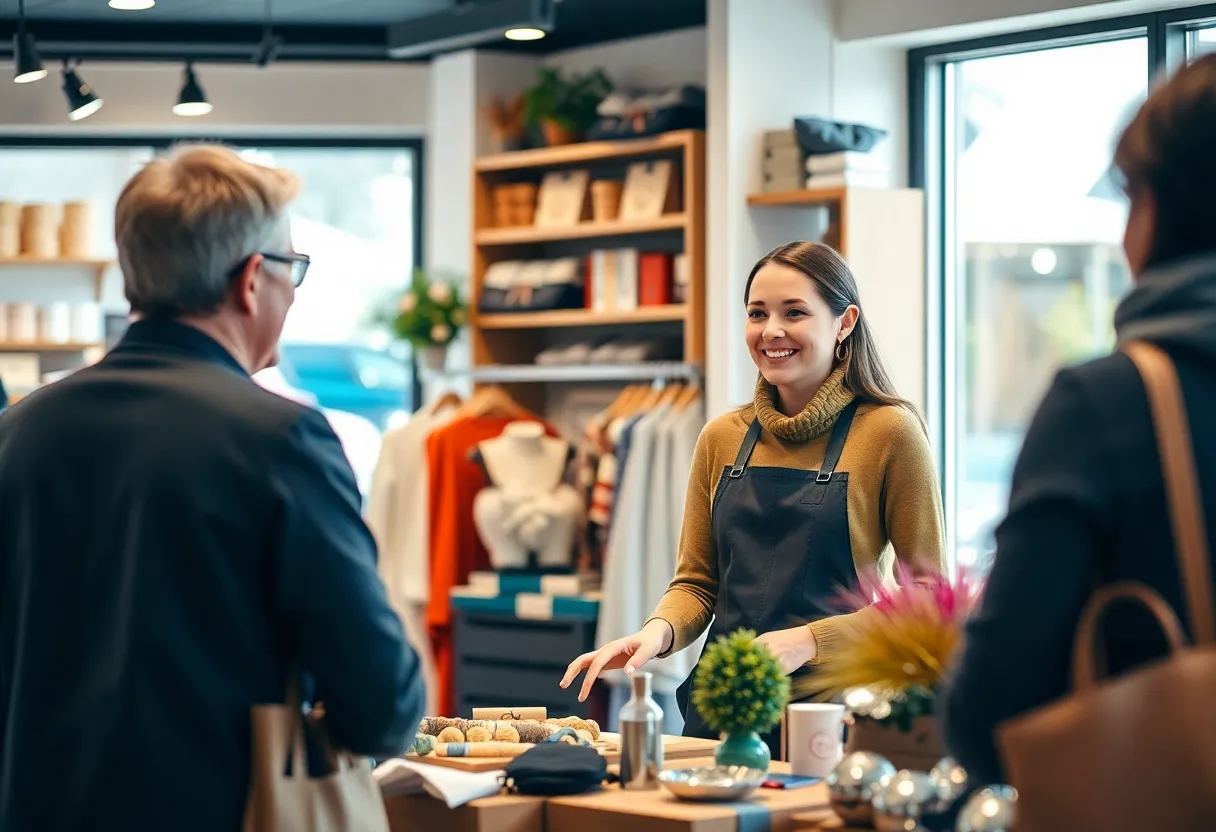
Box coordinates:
[229,251,311,287]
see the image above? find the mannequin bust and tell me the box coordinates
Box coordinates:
[472,421,581,571]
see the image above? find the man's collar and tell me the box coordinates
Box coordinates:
[116,317,248,376]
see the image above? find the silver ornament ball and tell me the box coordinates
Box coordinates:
[872,770,935,832]
[928,756,969,810]
[956,785,1018,832]
[827,751,897,825]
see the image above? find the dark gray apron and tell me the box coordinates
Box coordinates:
[676,400,861,754]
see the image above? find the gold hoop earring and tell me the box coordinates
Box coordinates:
[836,340,848,362]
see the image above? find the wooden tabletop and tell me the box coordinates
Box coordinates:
[546,760,832,832]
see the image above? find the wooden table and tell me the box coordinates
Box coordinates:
[546,760,831,832]
[384,792,545,832]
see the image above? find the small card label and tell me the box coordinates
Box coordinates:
[471,707,548,722]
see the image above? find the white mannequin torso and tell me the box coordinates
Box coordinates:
[478,421,569,494]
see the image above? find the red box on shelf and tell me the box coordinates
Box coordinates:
[638,252,673,306]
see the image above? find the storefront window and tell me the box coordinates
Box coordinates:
[0,141,420,497]
[1189,22,1216,60]
[941,38,1147,572]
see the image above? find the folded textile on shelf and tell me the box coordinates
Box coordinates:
[373,758,504,807]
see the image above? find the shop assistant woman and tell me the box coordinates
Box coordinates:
[561,240,946,746]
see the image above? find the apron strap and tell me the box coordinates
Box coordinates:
[728,417,764,478]
[816,399,861,483]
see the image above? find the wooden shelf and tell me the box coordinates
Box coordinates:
[0,341,101,351]
[0,257,113,270]
[476,214,686,246]
[747,187,849,207]
[475,130,698,172]
[476,305,687,330]
[432,362,701,384]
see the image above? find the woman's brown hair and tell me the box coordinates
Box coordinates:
[745,240,919,416]
[1114,53,1216,269]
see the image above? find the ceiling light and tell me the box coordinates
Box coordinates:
[108,0,156,9]
[505,27,546,41]
[13,0,46,84]
[388,0,555,59]
[62,63,104,121]
[173,64,212,116]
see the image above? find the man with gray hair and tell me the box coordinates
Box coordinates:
[0,144,424,830]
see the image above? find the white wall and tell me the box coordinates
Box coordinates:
[0,61,429,135]
[544,27,708,88]
[836,0,1213,44]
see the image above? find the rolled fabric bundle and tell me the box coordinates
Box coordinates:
[434,742,536,758]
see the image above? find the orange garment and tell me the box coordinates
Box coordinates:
[425,414,557,716]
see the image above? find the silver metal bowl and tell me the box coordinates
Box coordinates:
[658,766,768,802]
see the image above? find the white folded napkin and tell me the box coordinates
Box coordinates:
[373,758,504,808]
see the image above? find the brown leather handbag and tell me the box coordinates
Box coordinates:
[996,341,1216,831]
[242,678,391,832]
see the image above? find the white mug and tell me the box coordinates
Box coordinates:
[787,703,845,777]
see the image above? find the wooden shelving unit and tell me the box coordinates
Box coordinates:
[0,257,114,301]
[475,214,687,246]
[470,130,705,406]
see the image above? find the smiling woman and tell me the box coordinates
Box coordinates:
[561,240,947,760]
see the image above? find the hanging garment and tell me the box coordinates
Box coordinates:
[644,402,707,693]
[598,405,674,687]
[676,401,862,753]
[425,414,557,716]
[365,404,456,718]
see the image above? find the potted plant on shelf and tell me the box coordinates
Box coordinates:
[522,66,613,146]
[692,628,790,772]
[805,567,982,771]
[385,269,468,372]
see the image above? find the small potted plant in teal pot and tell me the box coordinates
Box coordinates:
[691,628,791,772]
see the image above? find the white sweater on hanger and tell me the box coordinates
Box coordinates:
[599,401,706,695]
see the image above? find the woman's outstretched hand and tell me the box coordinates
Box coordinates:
[755,625,818,675]
[560,619,673,702]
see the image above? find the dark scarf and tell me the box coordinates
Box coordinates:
[1115,252,1216,360]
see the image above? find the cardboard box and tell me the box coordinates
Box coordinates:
[384,793,544,832]
[546,762,830,832]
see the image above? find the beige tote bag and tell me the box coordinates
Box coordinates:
[996,341,1216,832]
[243,679,391,832]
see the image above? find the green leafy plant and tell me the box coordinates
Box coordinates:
[521,66,613,135]
[381,269,468,349]
[692,628,790,736]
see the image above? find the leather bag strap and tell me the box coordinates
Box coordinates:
[1123,340,1215,644]
[1073,582,1188,689]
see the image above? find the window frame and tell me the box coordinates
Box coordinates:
[908,3,1216,566]
[0,133,426,412]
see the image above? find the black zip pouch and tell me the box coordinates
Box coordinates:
[502,742,608,796]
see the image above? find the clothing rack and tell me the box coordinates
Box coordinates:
[423,361,701,385]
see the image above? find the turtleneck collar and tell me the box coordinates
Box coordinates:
[753,364,855,442]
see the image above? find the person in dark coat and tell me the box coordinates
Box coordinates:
[942,54,1216,785]
[0,144,424,830]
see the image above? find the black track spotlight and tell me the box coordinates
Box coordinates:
[13,0,46,84]
[62,62,103,121]
[173,63,212,116]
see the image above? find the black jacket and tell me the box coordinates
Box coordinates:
[0,319,424,831]
[943,253,1216,785]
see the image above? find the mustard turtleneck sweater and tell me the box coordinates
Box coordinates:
[649,366,946,661]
